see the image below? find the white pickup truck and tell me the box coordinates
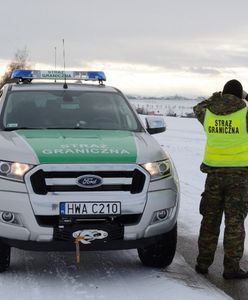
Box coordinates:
[0,70,180,272]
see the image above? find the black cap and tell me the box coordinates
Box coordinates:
[222,79,243,99]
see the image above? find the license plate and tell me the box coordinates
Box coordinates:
[60,202,121,215]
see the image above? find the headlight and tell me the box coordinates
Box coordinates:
[142,160,171,181]
[0,161,33,182]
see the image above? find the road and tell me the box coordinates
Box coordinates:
[177,232,248,300]
[0,242,229,300]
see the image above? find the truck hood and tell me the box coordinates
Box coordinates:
[0,129,168,164]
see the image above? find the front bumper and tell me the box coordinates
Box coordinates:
[1,231,173,252]
[0,163,180,250]
[0,189,178,241]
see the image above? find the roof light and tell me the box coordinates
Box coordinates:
[11,70,106,81]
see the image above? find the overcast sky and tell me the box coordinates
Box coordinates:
[1,0,248,96]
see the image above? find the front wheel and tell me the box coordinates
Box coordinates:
[0,241,10,273]
[138,223,177,268]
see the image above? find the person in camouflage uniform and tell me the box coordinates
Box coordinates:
[193,79,248,279]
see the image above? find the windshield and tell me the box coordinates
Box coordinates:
[3,90,141,131]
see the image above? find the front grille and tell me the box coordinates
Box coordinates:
[46,184,131,193]
[30,169,146,195]
[44,171,134,178]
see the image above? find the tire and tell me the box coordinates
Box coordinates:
[0,241,10,273]
[138,223,177,268]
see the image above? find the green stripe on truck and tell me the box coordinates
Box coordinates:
[17,129,137,164]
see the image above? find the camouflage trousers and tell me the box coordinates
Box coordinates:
[197,173,248,272]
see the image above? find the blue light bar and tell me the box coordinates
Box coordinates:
[11,70,106,81]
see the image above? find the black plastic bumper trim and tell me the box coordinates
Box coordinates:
[0,234,165,252]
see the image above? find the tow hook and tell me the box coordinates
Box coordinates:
[73,230,108,263]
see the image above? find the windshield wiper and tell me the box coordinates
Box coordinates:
[4,127,43,131]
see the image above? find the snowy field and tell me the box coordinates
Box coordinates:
[0,116,235,300]
[130,98,199,116]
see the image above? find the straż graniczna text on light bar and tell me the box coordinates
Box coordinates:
[11,70,106,81]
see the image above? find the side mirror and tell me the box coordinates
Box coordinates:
[145,116,166,134]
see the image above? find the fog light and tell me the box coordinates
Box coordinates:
[1,211,15,223]
[156,210,167,221]
[151,208,171,224]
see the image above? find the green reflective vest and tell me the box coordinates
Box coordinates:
[203,107,248,167]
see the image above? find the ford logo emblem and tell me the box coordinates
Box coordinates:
[76,175,103,188]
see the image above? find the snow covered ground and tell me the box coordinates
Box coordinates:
[0,116,234,300]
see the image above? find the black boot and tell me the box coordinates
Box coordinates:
[223,269,248,280]
[195,265,208,274]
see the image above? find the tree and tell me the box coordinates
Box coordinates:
[0,48,31,88]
